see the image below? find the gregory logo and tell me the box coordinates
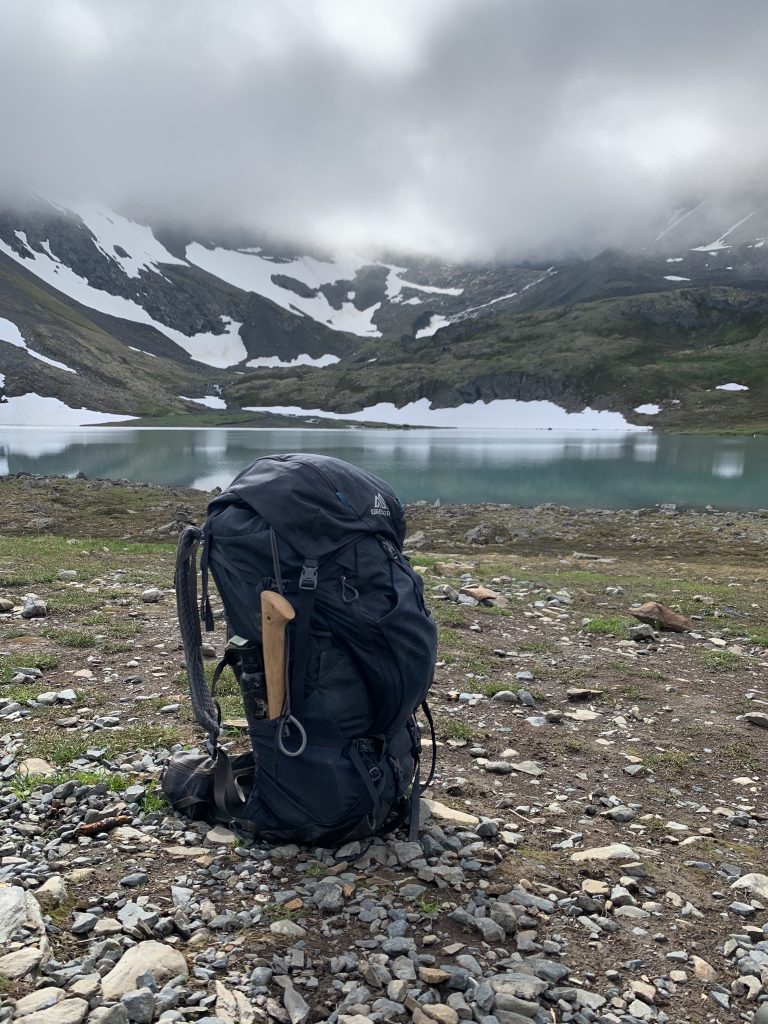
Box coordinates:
[371,492,390,517]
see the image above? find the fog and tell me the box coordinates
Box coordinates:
[1,0,766,258]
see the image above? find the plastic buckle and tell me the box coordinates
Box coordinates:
[299,564,319,590]
[369,765,384,784]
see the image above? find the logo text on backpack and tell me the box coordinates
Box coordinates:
[371,492,391,517]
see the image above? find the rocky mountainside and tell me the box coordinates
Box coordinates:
[1,194,767,428]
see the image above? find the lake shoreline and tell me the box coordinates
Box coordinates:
[2,474,767,556]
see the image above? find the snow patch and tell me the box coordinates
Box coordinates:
[384,265,464,298]
[186,243,382,337]
[663,275,690,282]
[0,315,77,373]
[128,346,157,358]
[0,394,137,426]
[0,236,247,367]
[179,395,227,410]
[50,200,187,279]
[415,315,451,339]
[716,382,749,391]
[634,404,661,415]
[246,353,340,369]
[666,257,684,263]
[242,397,644,430]
[691,212,754,253]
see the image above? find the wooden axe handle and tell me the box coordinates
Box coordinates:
[260,591,296,720]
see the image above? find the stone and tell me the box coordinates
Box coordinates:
[628,601,691,632]
[283,986,310,1024]
[422,1006,459,1024]
[205,825,237,846]
[13,988,66,1016]
[570,843,638,863]
[731,872,768,900]
[419,966,452,985]
[101,941,189,1000]
[18,1000,89,1024]
[21,595,47,618]
[0,886,46,943]
[140,588,163,603]
[121,987,155,1024]
[17,757,56,776]
[509,760,542,776]
[489,973,549,1001]
[691,955,717,982]
[0,946,42,978]
[270,920,307,940]
[35,875,67,906]
[421,798,479,826]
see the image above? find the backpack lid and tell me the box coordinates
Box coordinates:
[212,453,406,557]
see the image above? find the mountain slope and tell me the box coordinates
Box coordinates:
[1,194,767,429]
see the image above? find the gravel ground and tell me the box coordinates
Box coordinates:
[0,478,766,1024]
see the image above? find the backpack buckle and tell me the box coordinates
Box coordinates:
[299,563,318,590]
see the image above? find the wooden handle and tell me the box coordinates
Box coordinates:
[260,591,296,720]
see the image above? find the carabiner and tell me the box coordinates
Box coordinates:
[277,715,308,758]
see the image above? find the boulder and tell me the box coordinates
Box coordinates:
[101,941,188,1000]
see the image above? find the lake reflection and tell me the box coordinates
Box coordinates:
[1,427,766,509]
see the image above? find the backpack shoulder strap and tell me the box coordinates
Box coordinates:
[175,526,220,753]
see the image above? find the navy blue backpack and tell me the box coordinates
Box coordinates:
[165,454,437,845]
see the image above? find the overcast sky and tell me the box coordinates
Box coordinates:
[0,0,766,259]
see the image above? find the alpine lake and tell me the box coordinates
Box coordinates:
[2,426,767,510]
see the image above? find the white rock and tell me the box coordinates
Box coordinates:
[570,843,638,863]
[35,875,67,906]
[205,825,237,846]
[17,758,56,776]
[20,999,89,1024]
[101,940,188,999]
[731,872,768,901]
[13,987,66,1016]
[269,920,307,940]
[421,798,479,827]
[0,946,43,978]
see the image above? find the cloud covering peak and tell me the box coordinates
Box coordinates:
[1,0,767,258]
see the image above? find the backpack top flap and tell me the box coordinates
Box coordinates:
[209,453,406,557]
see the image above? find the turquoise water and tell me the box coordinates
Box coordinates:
[1,427,766,509]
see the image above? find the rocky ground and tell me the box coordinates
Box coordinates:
[0,476,767,1024]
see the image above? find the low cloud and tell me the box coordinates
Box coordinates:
[0,0,766,258]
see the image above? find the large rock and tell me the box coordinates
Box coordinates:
[731,872,768,900]
[0,946,43,978]
[0,886,46,943]
[19,1000,89,1024]
[101,941,188,1000]
[629,601,691,632]
[570,843,638,863]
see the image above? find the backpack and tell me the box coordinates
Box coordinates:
[164,453,438,846]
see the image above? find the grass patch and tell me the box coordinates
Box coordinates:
[698,649,742,672]
[45,628,98,648]
[582,616,633,637]
[27,735,92,765]
[101,640,134,654]
[746,627,768,647]
[437,718,475,742]
[11,768,128,800]
[305,862,327,878]
[431,602,467,627]
[517,639,558,654]
[644,750,696,776]
[262,903,302,925]
[140,781,167,813]
[417,896,441,914]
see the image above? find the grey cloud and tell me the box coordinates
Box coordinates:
[0,0,766,259]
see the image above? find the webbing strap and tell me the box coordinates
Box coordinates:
[349,744,384,827]
[212,747,253,827]
[284,559,317,733]
[175,527,219,749]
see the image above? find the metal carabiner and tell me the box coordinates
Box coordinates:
[277,715,308,758]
